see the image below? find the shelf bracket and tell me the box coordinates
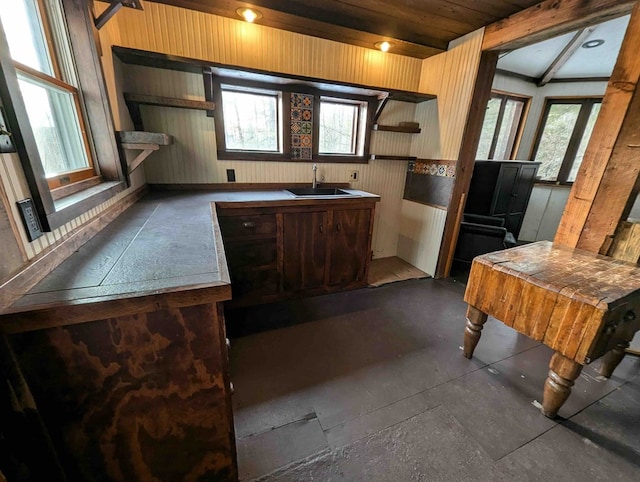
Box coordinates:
[94,1,144,30]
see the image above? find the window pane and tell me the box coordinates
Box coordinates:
[476,97,501,159]
[222,90,278,151]
[319,102,358,155]
[18,76,89,176]
[0,0,54,75]
[493,99,524,159]
[568,103,602,182]
[534,104,581,181]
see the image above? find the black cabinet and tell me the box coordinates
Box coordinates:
[465,160,539,238]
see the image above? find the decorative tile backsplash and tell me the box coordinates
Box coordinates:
[291,93,313,160]
[408,160,456,178]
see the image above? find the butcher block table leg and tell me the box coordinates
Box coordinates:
[463,305,488,359]
[598,336,634,378]
[542,352,583,418]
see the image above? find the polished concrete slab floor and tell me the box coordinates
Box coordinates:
[226,278,640,481]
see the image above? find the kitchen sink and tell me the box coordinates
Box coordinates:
[287,187,352,196]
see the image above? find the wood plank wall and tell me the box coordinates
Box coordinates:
[114,2,423,92]
[398,30,485,275]
[123,63,416,259]
[109,2,435,260]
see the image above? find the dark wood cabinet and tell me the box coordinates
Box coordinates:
[465,160,539,238]
[217,199,377,307]
[328,208,371,286]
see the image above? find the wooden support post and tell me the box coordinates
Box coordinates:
[542,352,583,418]
[435,51,498,278]
[555,2,640,252]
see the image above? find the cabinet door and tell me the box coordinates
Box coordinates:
[283,211,328,291]
[492,165,520,216]
[328,209,371,286]
[505,164,538,237]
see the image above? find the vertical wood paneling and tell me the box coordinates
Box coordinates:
[398,29,485,275]
[113,2,422,92]
[129,65,412,258]
[397,201,447,276]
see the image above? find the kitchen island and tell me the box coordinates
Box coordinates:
[0,187,379,482]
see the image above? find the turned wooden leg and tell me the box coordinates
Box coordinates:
[541,352,583,419]
[463,305,488,359]
[598,338,632,378]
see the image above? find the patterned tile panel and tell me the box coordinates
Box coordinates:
[291,93,314,160]
[408,160,456,178]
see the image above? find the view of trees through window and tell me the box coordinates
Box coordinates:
[0,0,92,184]
[476,93,527,160]
[318,101,359,155]
[533,98,601,183]
[222,89,279,151]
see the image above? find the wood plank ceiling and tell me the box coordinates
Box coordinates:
[145,0,544,58]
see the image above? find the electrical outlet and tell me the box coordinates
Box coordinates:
[349,170,359,182]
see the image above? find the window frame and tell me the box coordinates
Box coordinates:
[0,0,126,232]
[317,97,367,157]
[530,96,602,185]
[477,90,529,160]
[212,76,376,163]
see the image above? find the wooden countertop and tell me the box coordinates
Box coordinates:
[0,188,379,332]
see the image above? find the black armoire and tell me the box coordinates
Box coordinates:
[465,160,540,239]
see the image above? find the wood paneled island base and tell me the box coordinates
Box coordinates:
[463,241,640,418]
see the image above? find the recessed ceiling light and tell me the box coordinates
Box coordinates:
[375,41,392,52]
[236,8,262,23]
[582,39,605,49]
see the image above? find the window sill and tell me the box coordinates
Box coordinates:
[47,181,126,231]
[533,181,573,188]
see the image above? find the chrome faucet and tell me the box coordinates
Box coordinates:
[312,163,318,189]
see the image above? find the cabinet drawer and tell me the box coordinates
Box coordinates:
[218,214,276,238]
[226,241,277,269]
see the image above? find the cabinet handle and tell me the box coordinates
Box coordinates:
[242,221,256,229]
[336,223,341,232]
[319,224,324,233]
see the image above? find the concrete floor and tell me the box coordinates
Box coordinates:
[227,278,640,481]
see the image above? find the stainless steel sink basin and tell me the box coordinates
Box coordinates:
[287,188,352,197]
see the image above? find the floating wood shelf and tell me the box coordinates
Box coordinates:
[373,124,421,134]
[123,93,215,130]
[369,155,417,161]
[116,131,173,174]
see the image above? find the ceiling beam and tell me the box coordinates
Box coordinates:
[537,27,595,86]
[482,0,635,51]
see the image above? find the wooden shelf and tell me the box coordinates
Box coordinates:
[116,131,173,174]
[369,155,417,161]
[373,124,421,134]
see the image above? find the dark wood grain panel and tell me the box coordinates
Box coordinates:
[283,211,328,291]
[9,301,237,481]
[328,209,371,286]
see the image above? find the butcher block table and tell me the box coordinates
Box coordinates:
[463,241,640,418]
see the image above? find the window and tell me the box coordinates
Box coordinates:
[318,98,367,156]
[221,87,281,152]
[476,92,528,160]
[532,98,601,183]
[213,77,375,162]
[1,0,94,190]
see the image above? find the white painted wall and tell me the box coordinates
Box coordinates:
[492,73,607,241]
